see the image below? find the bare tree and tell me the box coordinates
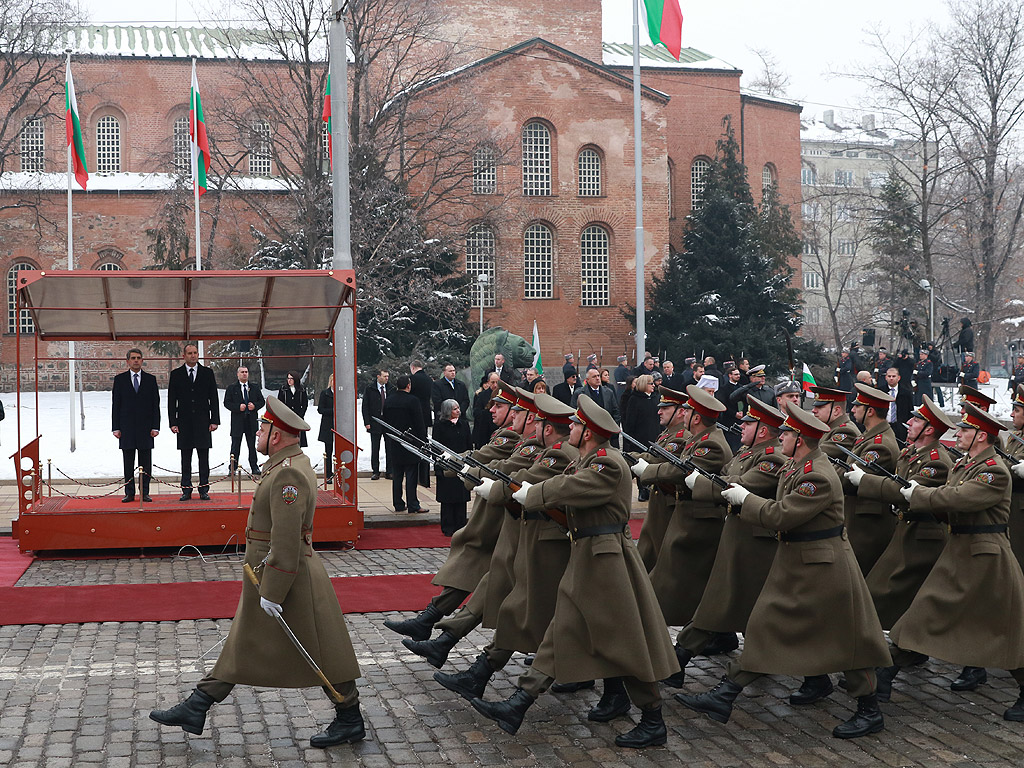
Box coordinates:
[747,48,791,97]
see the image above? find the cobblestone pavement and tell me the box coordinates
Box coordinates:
[3,545,1024,766]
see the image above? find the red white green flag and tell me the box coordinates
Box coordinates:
[642,0,684,61]
[801,363,817,392]
[65,60,88,190]
[322,74,332,169]
[190,61,210,197]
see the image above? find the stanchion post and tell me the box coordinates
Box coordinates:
[229,454,236,494]
[138,465,144,510]
[47,459,52,498]
[323,452,328,490]
[236,465,243,509]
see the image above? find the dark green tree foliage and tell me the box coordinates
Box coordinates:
[645,120,820,368]
[868,169,923,317]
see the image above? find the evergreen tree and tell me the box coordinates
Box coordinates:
[868,170,924,324]
[644,119,819,369]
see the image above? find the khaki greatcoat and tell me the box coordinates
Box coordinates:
[736,447,891,676]
[211,444,360,687]
[820,414,860,460]
[1003,427,1024,571]
[891,445,1024,669]
[634,427,688,571]
[840,420,899,574]
[523,444,679,683]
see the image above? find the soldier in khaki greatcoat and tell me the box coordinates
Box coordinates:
[149,397,364,749]
[808,385,860,461]
[471,395,679,749]
[1002,385,1024,570]
[676,404,892,740]
[383,380,523,642]
[880,402,1024,722]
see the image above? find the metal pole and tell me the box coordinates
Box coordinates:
[330,8,356,470]
[66,50,76,453]
[192,58,204,364]
[631,0,646,363]
[929,284,935,342]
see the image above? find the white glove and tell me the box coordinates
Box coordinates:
[846,464,866,487]
[684,470,699,490]
[900,479,921,503]
[473,477,497,501]
[1013,461,1024,479]
[511,481,532,505]
[260,597,283,619]
[631,457,649,478]
[721,483,750,506]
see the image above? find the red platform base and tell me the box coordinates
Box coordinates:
[14,490,363,553]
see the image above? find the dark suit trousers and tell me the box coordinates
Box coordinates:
[181,448,211,494]
[369,428,388,474]
[229,426,259,474]
[122,448,152,497]
[392,463,420,511]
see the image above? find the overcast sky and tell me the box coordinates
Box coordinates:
[81,0,949,118]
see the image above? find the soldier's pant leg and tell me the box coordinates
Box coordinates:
[196,675,235,703]
[724,659,762,688]
[623,677,661,709]
[842,668,875,698]
[434,603,482,640]
[322,679,359,708]
[429,586,470,616]
[517,667,553,698]
[481,640,514,671]
[676,624,714,655]
[891,645,928,667]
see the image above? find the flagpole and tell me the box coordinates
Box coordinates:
[632,0,646,363]
[191,58,204,363]
[66,50,76,452]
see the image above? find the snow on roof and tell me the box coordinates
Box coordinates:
[602,42,737,71]
[801,111,897,146]
[1,172,290,193]
[741,88,801,109]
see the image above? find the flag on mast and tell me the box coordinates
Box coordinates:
[190,60,210,197]
[801,363,817,392]
[65,60,88,190]
[532,321,543,375]
[641,0,684,61]
[322,73,332,169]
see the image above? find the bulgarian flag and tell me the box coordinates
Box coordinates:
[190,61,210,197]
[801,363,817,392]
[65,60,88,190]
[322,74,332,169]
[642,0,684,60]
[532,320,543,375]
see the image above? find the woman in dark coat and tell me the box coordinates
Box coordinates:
[278,370,309,447]
[472,372,499,449]
[623,374,659,502]
[317,374,335,484]
[434,398,472,536]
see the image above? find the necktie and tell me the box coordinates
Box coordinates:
[189,368,195,384]
[889,389,897,422]
[133,373,139,393]
[242,384,248,403]
[380,385,386,410]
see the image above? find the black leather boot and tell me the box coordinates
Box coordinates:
[310,703,366,748]
[383,604,442,642]
[550,679,595,693]
[832,694,884,739]
[660,644,694,688]
[588,677,632,722]
[789,675,834,706]
[1004,687,1024,721]
[951,666,987,691]
[674,676,743,724]
[402,630,459,669]
[614,705,667,748]
[434,653,495,700]
[149,689,215,735]
[875,664,900,703]
[470,688,535,735]
[701,632,740,656]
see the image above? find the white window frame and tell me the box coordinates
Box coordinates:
[473,145,497,195]
[249,119,272,176]
[522,122,551,196]
[580,225,609,306]
[691,157,711,207]
[577,148,601,197]
[20,117,44,172]
[7,263,35,334]
[466,225,496,308]
[96,115,121,174]
[523,224,553,298]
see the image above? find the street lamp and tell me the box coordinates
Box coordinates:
[918,278,934,341]
[477,273,489,335]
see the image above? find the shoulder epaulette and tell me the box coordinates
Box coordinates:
[597,448,607,457]
[930,448,940,461]
[553,442,562,449]
[765,446,775,454]
[804,460,814,473]
[700,432,710,441]
[675,429,686,438]
[986,458,998,466]
[874,435,883,444]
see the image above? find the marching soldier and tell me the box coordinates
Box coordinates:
[842,383,900,574]
[1005,386,1024,569]
[149,397,365,748]
[676,404,892,740]
[383,381,524,642]
[882,403,1024,721]
[808,385,860,461]
[959,384,997,414]
[471,395,679,748]
[666,396,787,688]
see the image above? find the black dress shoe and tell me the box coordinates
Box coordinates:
[832,694,884,739]
[394,504,407,512]
[371,473,380,480]
[198,491,211,501]
[951,666,987,691]
[402,631,459,669]
[615,706,667,748]
[142,496,153,503]
[384,473,392,480]
[790,675,834,706]
[178,492,192,502]
[550,680,595,693]
[674,676,743,724]
[383,604,442,641]
[471,689,535,735]
[309,703,365,748]
[701,632,740,656]
[149,689,215,735]
[433,653,495,700]
[122,495,135,503]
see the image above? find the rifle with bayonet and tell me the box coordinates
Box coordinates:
[827,454,852,471]
[836,444,909,488]
[621,431,728,489]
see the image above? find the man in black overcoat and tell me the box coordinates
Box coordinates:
[224,365,266,475]
[111,347,161,502]
[167,342,220,501]
[383,375,427,513]
[432,363,470,422]
[361,370,391,480]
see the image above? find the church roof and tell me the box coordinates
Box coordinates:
[601,42,738,71]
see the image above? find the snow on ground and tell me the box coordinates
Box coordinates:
[0,389,377,481]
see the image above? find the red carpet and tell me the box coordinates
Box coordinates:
[355,524,453,549]
[0,538,33,587]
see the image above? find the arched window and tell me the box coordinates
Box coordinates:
[20,117,44,172]
[7,263,36,334]
[580,225,609,306]
[466,225,496,307]
[473,145,497,195]
[523,224,553,298]
[577,148,601,196]
[96,115,121,173]
[249,119,272,176]
[691,157,711,208]
[97,261,123,271]
[522,122,551,196]
[173,116,190,171]
[762,163,775,192]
